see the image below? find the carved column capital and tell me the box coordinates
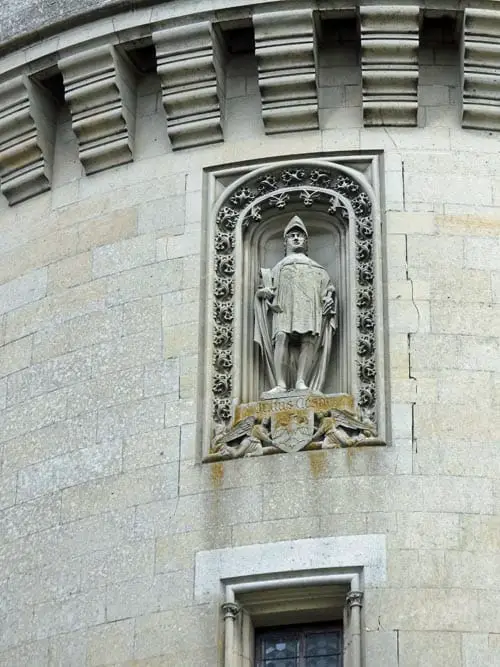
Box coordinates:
[345,590,364,609]
[221,602,241,620]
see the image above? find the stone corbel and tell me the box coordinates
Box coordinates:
[59,44,136,174]
[0,74,57,205]
[360,6,420,126]
[153,22,225,150]
[462,9,500,130]
[253,9,319,134]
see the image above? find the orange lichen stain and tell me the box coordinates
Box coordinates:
[210,462,224,488]
[308,450,327,478]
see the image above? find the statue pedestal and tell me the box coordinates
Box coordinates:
[233,392,355,425]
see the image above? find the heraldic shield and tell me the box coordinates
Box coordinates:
[270,408,315,453]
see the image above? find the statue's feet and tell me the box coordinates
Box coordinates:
[264,384,287,396]
[295,380,309,391]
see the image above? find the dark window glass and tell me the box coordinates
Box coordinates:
[256,625,342,667]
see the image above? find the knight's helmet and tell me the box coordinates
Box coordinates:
[283,215,308,238]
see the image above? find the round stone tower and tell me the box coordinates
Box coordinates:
[0,2,498,666]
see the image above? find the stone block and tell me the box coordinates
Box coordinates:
[231,517,322,548]
[133,605,214,660]
[170,486,262,533]
[388,299,429,334]
[97,396,165,442]
[47,251,92,294]
[420,474,493,514]
[154,528,233,575]
[461,515,500,553]
[92,234,156,278]
[32,306,123,362]
[161,290,199,326]
[399,631,462,666]
[465,237,500,271]
[2,411,97,475]
[0,268,47,316]
[386,211,435,235]
[429,268,492,303]
[163,322,199,357]
[0,473,17,511]
[138,195,185,235]
[105,259,183,306]
[457,336,500,372]
[5,280,109,346]
[0,493,61,543]
[164,399,196,428]
[144,359,179,398]
[493,271,500,304]
[419,85,451,106]
[80,540,155,591]
[431,302,499,337]
[105,576,161,622]
[414,440,499,479]
[374,588,480,632]
[434,369,493,405]
[7,348,92,406]
[0,226,78,286]
[406,171,492,207]
[77,208,137,252]
[0,640,49,667]
[61,463,178,522]
[364,630,398,667]
[436,213,500,236]
[0,389,67,444]
[92,327,162,378]
[410,333,461,371]
[5,558,79,611]
[33,590,106,639]
[122,296,162,336]
[122,427,180,471]
[479,590,500,633]
[407,234,463,274]
[65,365,144,418]
[16,438,122,503]
[0,335,32,378]
[393,512,460,549]
[444,550,500,589]
[179,354,198,399]
[86,619,134,666]
[462,633,494,667]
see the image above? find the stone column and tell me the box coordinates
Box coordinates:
[222,601,241,666]
[346,590,363,667]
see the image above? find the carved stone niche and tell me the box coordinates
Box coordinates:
[201,157,387,461]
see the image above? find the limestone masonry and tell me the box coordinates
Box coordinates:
[0,1,499,666]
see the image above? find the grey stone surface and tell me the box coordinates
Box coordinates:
[0,6,499,666]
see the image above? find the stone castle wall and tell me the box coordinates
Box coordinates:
[0,2,498,666]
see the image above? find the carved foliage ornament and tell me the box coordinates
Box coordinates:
[212,162,377,427]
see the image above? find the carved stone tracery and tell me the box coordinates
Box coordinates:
[211,161,378,430]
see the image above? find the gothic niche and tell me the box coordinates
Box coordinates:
[204,160,386,461]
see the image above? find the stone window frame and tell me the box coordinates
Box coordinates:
[222,573,362,667]
[200,153,387,458]
[194,535,387,667]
